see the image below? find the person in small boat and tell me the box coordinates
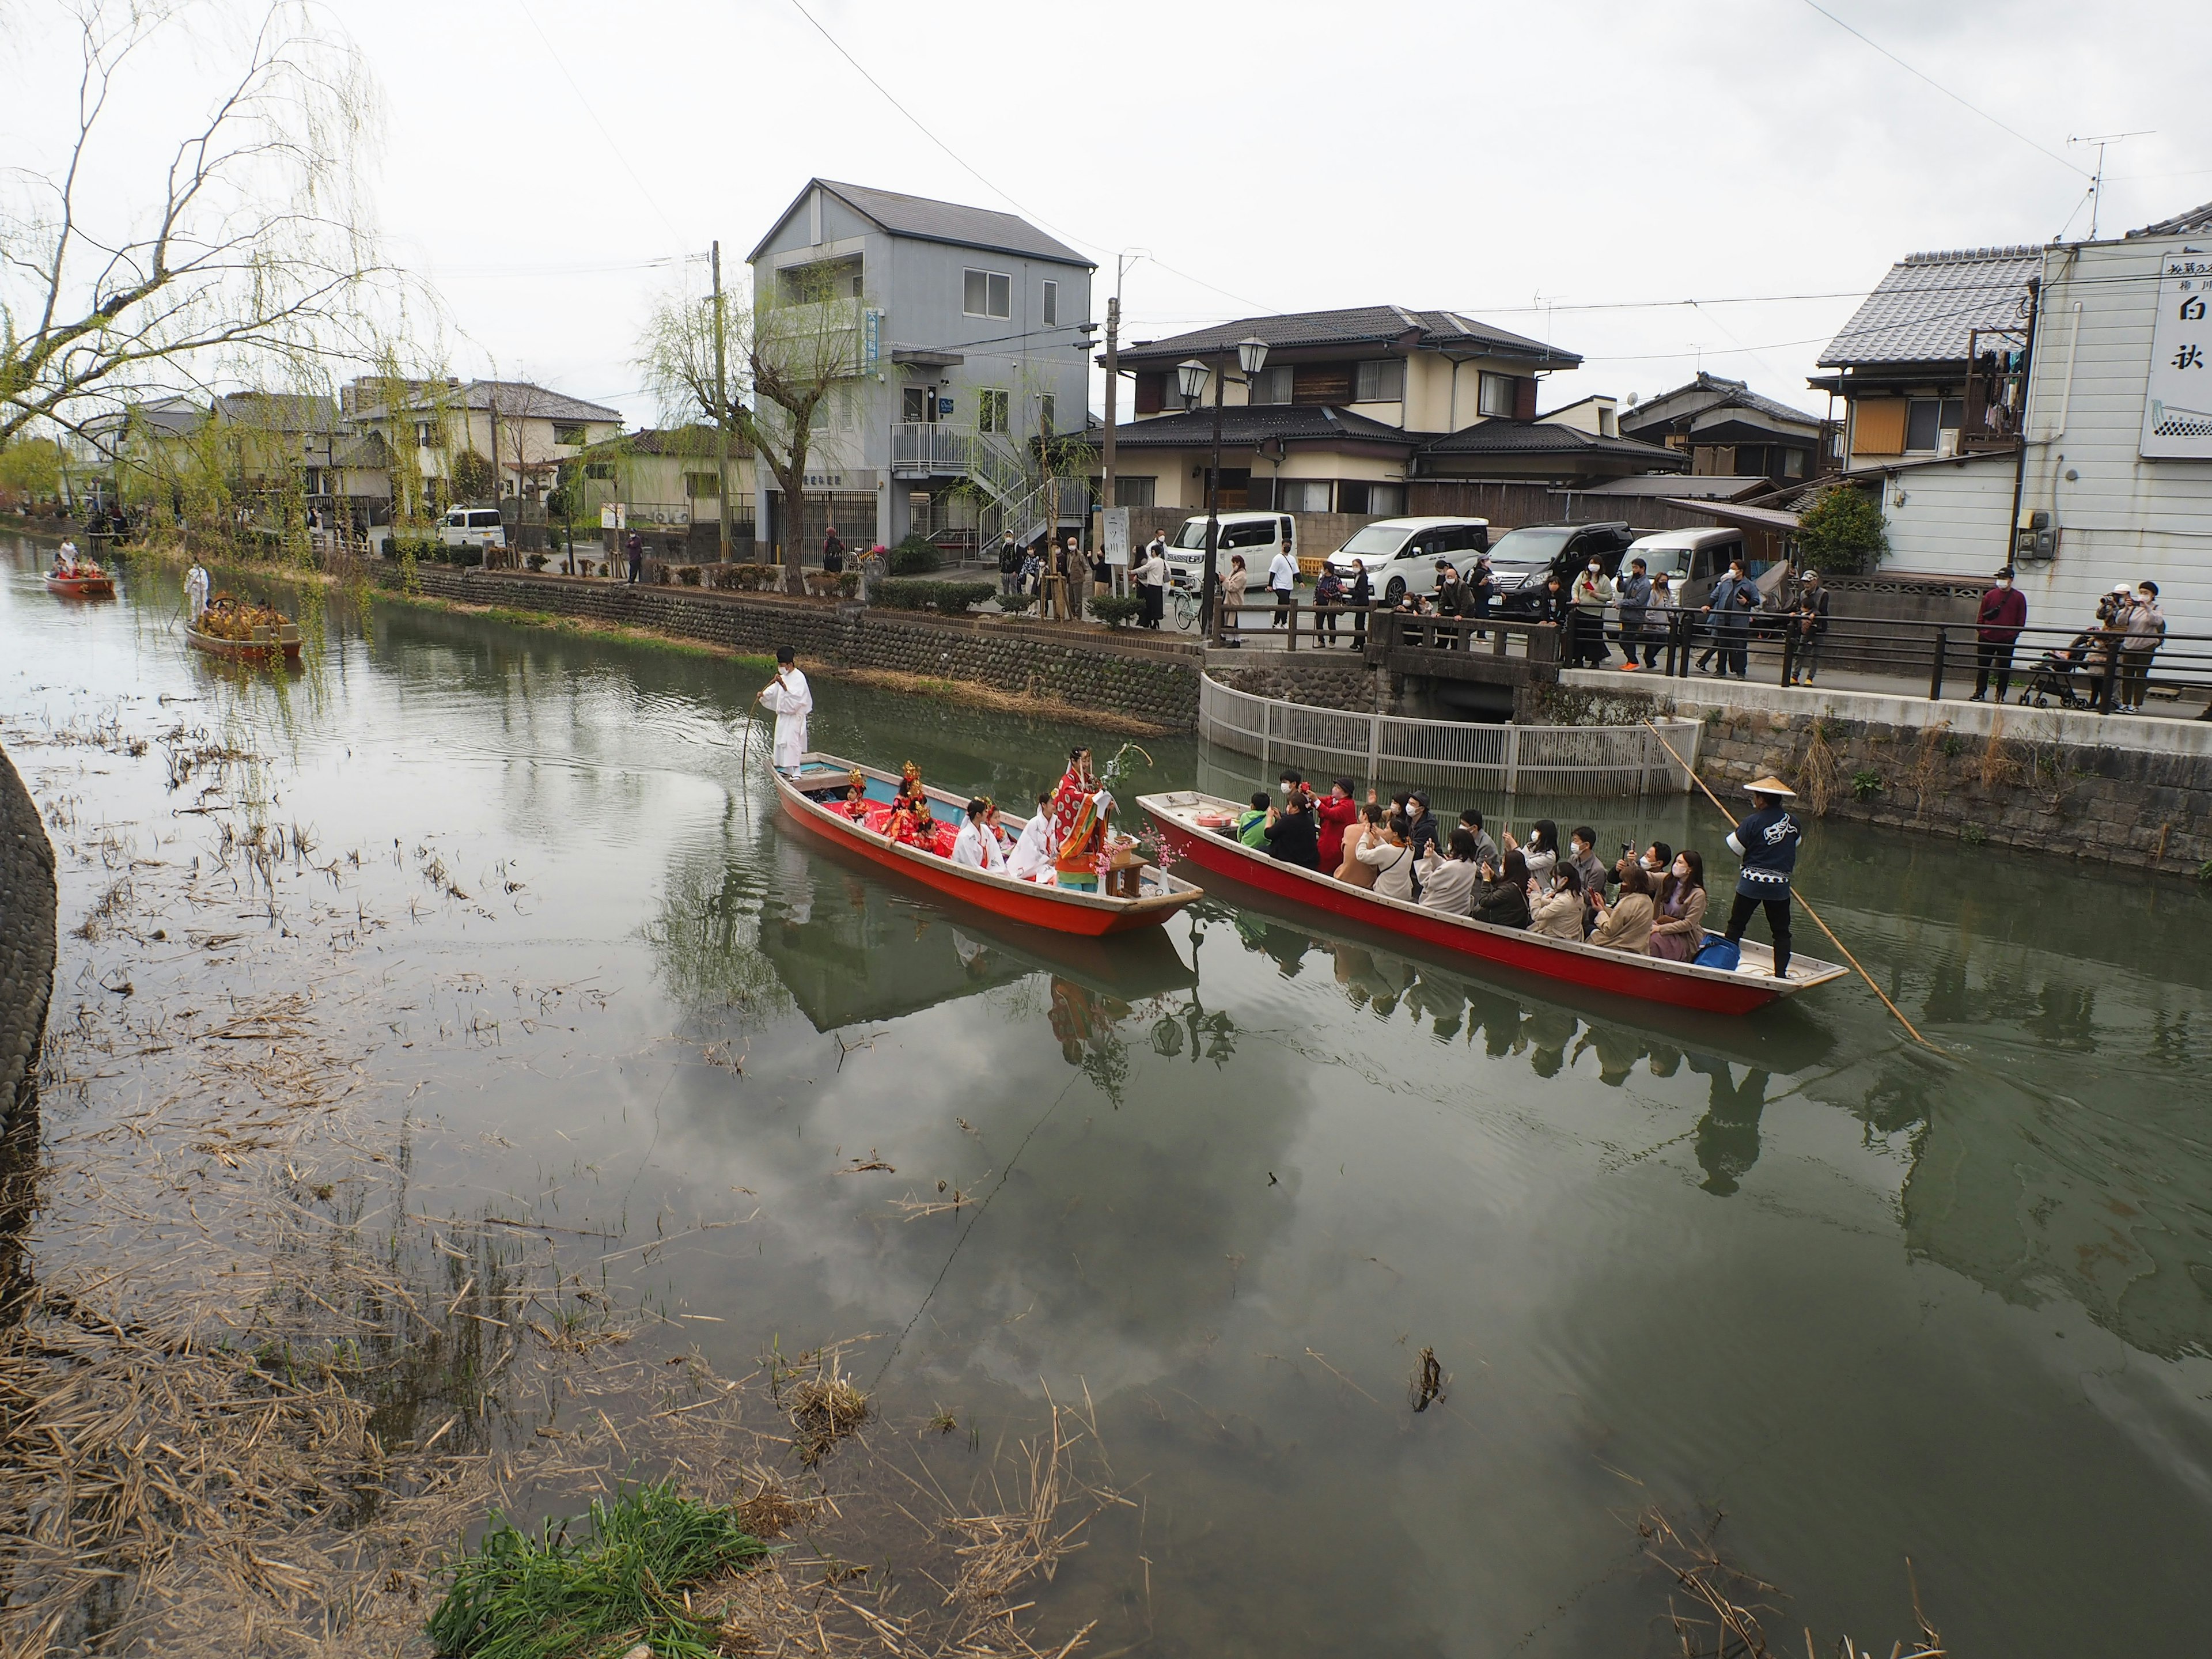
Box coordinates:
[55,539,80,576]
[1590,863,1656,953]
[755,647,813,772]
[1262,789,1319,868]
[1504,819,1559,888]
[1007,790,1056,882]
[1473,850,1532,928]
[1724,778,1802,978]
[1054,786,1118,891]
[1528,863,1585,941]
[1236,791,1271,848]
[1357,812,1419,900]
[840,769,871,820]
[1648,849,1708,962]
[1459,807,1498,867]
[1416,826,1484,915]
[185,560,210,622]
[1048,747,1099,847]
[1335,803,1385,889]
[1404,790,1441,863]
[888,790,939,850]
[952,797,1006,870]
[1316,778,1359,872]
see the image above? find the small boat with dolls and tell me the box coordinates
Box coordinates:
[772,754,1202,937]
[187,594,302,663]
[45,560,115,598]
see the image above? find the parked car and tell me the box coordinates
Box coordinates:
[1164,512,1294,592]
[1618,528,1788,611]
[1489,522,1640,618]
[440,507,507,551]
[1321,517,1491,603]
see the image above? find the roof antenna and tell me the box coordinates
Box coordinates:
[2067,131,2152,241]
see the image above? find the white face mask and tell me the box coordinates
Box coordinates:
[2139,591,2155,604]
[1998,578,2011,588]
[1672,862,1689,880]
[1587,563,1600,574]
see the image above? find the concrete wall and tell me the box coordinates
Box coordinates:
[1,741,56,1135]
[384,566,1202,729]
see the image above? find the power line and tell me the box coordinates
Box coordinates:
[510,0,685,247]
[1798,0,2090,179]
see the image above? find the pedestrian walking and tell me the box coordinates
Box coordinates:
[625,530,643,584]
[1787,569,1830,686]
[1268,545,1298,630]
[1722,776,1802,979]
[1970,566,2025,702]
[1699,559,1753,677]
[1615,556,1651,672]
[2118,580,2166,713]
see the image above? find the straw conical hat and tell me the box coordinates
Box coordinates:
[1743,775,1798,798]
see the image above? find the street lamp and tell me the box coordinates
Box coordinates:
[1191,339,1268,642]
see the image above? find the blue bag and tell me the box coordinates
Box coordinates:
[1691,937,1741,971]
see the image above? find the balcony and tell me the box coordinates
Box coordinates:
[890,422,975,478]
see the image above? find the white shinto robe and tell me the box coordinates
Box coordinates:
[186,566,210,620]
[1006,812,1054,882]
[951,820,1005,870]
[759,668,812,768]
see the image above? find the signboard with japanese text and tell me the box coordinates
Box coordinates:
[599,503,626,531]
[2142,249,2212,458]
[1103,506,1131,566]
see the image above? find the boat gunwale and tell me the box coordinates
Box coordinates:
[1137,788,1848,998]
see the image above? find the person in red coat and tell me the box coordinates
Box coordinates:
[1315,777,1360,872]
[1972,567,2028,703]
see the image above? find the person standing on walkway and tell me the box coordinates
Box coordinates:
[1723,777,1802,979]
[1643,570,1676,668]
[1698,558,1750,673]
[821,525,846,575]
[1090,543,1111,603]
[1315,566,1346,646]
[1135,539,1168,628]
[1268,544,1298,630]
[1221,554,1248,642]
[2118,580,2166,713]
[625,530,643,584]
[1615,556,1651,672]
[997,534,1022,599]
[1465,552,1497,641]
[1349,562,1372,650]
[1971,566,2026,703]
[1570,559,1614,668]
[1787,569,1830,687]
[755,646,813,772]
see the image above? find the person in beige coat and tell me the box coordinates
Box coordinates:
[1590,863,1656,953]
[1356,813,1419,900]
[1335,804,1385,888]
[1528,865,1585,940]
[1221,554,1249,639]
[1648,849,1709,961]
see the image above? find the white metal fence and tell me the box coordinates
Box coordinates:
[1196,674,1698,797]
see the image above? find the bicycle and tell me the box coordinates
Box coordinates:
[1169,586,1202,631]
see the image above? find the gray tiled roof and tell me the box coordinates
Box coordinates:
[1816,247,2041,368]
[585,425,755,460]
[1100,404,1419,450]
[213,392,339,431]
[1419,421,1683,462]
[796,180,1090,267]
[352,380,621,423]
[1618,372,1824,436]
[1120,305,1575,368]
[2127,200,2212,238]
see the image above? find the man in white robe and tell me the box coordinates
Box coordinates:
[186,562,210,622]
[1005,791,1056,883]
[755,647,812,771]
[951,798,1006,871]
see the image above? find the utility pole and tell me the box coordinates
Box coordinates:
[1102,291,1119,569]
[711,239,732,563]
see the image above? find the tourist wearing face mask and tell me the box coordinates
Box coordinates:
[2118,581,2166,714]
[1647,849,1708,962]
[1697,559,1752,675]
[1570,558,1615,668]
[1971,566,2028,704]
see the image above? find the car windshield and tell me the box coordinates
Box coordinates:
[1172,521,1212,550]
[1336,525,1410,558]
[1485,527,1577,563]
[1634,543,1696,575]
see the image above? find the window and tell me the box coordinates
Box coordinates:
[1354,359,1406,402]
[1039,392,1056,432]
[684,472,720,499]
[978,389,1010,434]
[963,268,1012,319]
[1251,365,1294,405]
[1043,279,1059,327]
[1279,479,1332,512]
[1114,475,1155,506]
[1783,449,1806,478]
[1133,372,1166,415]
[902,386,929,422]
[584,461,615,480]
[1939,397,1965,431]
[1339,482,1404,516]
[1478,373,1518,419]
[552,422,585,446]
[413,419,441,447]
[1906,399,1942,452]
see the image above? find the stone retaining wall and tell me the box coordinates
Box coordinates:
[1205,655,1382,713]
[0,741,56,1134]
[380,566,1205,729]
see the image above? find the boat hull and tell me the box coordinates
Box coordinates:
[1140,793,1845,1015]
[774,757,1200,938]
[46,575,114,598]
[187,624,301,662]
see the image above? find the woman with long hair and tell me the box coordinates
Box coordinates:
[1504,818,1560,888]
[1648,849,1709,962]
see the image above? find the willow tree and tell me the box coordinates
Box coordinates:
[637,264,865,595]
[1,1,399,453]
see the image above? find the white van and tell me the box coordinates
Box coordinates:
[1162,511,1295,592]
[1621,527,1787,610]
[1323,517,1491,603]
[440,507,508,551]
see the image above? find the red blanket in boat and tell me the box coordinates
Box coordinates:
[839,799,959,858]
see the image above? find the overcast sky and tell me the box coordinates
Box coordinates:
[15,0,2212,430]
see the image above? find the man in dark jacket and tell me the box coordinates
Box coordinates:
[1724,777,1803,977]
[1971,566,2027,702]
[625,530,643,584]
[1787,569,1830,686]
[1262,791,1320,868]
[821,526,846,574]
[1464,554,1498,639]
[1615,556,1652,672]
[1349,563,1373,649]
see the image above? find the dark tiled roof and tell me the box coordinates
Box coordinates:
[589,425,755,460]
[1419,421,1684,463]
[212,392,339,431]
[1119,305,1575,368]
[1816,247,2040,368]
[2128,200,2212,238]
[328,431,389,469]
[1100,404,1419,450]
[350,380,620,423]
[1619,372,1824,435]
[753,179,1090,267]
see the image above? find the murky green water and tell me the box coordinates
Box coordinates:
[7,540,2212,1654]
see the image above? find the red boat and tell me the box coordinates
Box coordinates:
[774,755,1202,937]
[46,570,115,598]
[1138,790,1846,1014]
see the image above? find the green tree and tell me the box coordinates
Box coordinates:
[0,436,63,499]
[1794,484,1888,575]
[449,449,497,502]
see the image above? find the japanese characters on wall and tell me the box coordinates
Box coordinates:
[2142,249,2212,459]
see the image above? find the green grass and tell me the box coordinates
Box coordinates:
[426,1482,771,1659]
[372,589,773,669]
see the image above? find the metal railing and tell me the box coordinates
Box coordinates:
[1196,673,1699,797]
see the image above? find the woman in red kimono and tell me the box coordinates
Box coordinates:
[1048,747,1097,849]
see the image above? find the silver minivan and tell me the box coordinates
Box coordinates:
[440,507,508,551]
[1323,517,1491,603]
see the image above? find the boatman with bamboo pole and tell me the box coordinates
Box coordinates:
[755,646,813,772]
[1724,777,1802,979]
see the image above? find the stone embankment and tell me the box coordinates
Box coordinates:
[382,567,1203,730]
[1,741,57,1134]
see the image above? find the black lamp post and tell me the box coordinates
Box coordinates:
[1179,336,1269,643]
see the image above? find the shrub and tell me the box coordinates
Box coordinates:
[677,565,702,586]
[525,552,548,572]
[874,578,994,615]
[1796,484,1889,575]
[888,532,943,577]
[1851,768,1884,801]
[1087,592,1146,628]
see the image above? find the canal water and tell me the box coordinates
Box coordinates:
[6,540,2212,1654]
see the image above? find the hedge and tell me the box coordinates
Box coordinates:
[1086,593,1146,628]
[888,533,944,577]
[873,578,995,615]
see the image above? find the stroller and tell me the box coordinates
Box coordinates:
[2020,633,2096,709]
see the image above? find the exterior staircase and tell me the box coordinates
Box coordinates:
[890,422,1076,547]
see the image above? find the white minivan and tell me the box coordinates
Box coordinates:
[440,507,508,552]
[1162,511,1294,592]
[1323,517,1491,603]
